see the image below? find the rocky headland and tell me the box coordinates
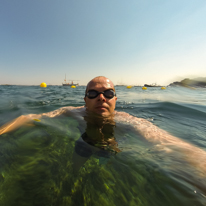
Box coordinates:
[169,77,206,88]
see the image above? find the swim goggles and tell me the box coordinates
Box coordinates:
[85,89,116,99]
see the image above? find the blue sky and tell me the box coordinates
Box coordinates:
[1,0,206,86]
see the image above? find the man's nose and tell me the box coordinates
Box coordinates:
[98,93,106,101]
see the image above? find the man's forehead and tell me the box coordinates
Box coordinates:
[87,78,115,90]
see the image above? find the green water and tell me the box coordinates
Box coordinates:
[0,116,204,206]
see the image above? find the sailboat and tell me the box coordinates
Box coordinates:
[62,74,79,86]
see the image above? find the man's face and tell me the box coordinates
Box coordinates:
[84,77,117,116]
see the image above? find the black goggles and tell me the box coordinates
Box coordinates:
[85,89,116,99]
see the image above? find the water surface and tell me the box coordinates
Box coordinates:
[0,85,206,206]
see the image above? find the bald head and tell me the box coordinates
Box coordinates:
[85,76,115,95]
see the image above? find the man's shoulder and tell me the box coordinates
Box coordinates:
[64,106,86,116]
[114,111,136,118]
[41,106,85,118]
[114,111,149,124]
[62,106,85,111]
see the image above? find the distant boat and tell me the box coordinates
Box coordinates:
[62,74,79,86]
[144,83,162,87]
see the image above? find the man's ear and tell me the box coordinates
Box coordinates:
[84,97,86,103]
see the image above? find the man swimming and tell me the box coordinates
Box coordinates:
[0,76,206,176]
[0,76,116,135]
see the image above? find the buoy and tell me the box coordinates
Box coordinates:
[40,82,47,87]
[71,85,76,88]
[142,87,147,90]
[33,119,41,122]
[161,87,166,90]
[126,85,133,89]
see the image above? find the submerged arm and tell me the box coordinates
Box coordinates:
[0,106,85,135]
[115,111,206,174]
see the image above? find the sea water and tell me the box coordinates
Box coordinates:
[0,85,206,206]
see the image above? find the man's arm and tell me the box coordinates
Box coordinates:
[0,106,85,135]
[115,111,206,175]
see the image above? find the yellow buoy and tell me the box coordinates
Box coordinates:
[40,82,47,87]
[33,119,41,122]
[142,87,147,90]
[71,85,76,88]
[126,85,133,89]
[161,87,166,90]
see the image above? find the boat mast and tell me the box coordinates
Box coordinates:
[64,74,67,84]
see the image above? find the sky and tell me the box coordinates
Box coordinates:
[1,0,206,86]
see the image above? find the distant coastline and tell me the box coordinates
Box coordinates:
[169,77,206,88]
[116,77,206,88]
[2,77,206,88]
